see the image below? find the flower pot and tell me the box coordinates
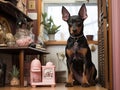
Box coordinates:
[48,34,55,41]
[10,77,20,86]
[86,35,94,41]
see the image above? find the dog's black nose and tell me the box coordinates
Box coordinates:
[73,29,77,32]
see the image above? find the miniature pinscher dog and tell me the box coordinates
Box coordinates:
[62,3,97,87]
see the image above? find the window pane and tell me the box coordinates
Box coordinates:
[44,3,98,41]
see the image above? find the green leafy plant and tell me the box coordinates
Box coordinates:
[9,65,19,78]
[41,12,61,34]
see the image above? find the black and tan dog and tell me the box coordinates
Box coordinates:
[62,3,97,87]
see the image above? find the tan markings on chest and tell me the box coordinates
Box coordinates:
[66,48,88,57]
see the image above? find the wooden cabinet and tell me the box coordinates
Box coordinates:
[98,0,108,88]
[97,0,113,89]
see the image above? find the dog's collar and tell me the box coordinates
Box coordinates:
[70,34,84,40]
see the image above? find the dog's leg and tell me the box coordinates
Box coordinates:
[72,67,83,85]
[83,48,97,86]
[78,48,90,87]
[65,63,74,87]
[81,63,90,87]
[86,65,97,86]
[65,49,74,87]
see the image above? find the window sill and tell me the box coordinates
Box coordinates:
[44,40,98,46]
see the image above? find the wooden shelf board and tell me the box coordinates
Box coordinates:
[44,40,98,46]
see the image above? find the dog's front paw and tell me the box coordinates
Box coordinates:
[89,81,97,86]
[81,83,90,87]
[90,82,96,86]
[73,80,80,86]
[65,83,73,87]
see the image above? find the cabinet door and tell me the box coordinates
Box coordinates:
[98,0,109,88]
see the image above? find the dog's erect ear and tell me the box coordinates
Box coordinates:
[62,6,70,21]
[78,3,88,20]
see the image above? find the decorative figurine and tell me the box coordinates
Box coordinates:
[30,58,55,87]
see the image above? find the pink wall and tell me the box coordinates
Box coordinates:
[111,0,120,90]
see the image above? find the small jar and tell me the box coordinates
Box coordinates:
[14,28,33,47]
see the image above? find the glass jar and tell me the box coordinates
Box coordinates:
[14,28,33,47]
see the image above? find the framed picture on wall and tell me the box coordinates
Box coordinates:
[27,0,36,11]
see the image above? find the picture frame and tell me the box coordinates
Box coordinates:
[28,0,36,11]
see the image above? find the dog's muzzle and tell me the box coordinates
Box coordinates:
[73,29,77,33]
[72,24,77,32]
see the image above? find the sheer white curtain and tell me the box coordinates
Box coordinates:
[44,3,98,40]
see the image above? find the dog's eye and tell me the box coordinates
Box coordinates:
[68,22,73,26]
[77,22,82,26]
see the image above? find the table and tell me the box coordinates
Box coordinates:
[0,47,49,86]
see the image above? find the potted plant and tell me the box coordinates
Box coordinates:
[41,12,61,40]
[9,65,20,86]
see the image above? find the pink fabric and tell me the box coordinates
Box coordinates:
[112,0,120,90]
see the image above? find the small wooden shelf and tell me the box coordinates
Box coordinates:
[44,40,98,46]
[44,41,67,45]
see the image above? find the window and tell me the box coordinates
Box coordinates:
[43,3,98,41]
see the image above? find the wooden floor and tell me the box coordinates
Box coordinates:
[0,83,107,90]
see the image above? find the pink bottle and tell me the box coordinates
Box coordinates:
[30,58,42,87]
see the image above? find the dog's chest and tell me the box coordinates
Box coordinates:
[68,40,83,51]
[67,41,83,54]
[73,41,80,52]
[66,38,88,58]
